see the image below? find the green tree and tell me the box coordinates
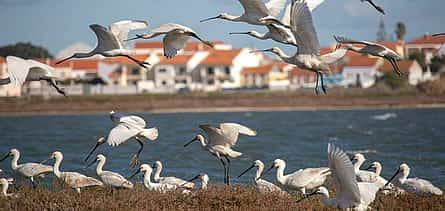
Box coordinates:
[0,42,53,59]
[383,72,407,89]
[430,55,445,73]
[376,19,387,42]
[409,51,427,71]
[395,22,406,41]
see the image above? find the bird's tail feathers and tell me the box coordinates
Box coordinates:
[140,128,159,141]
[227,150,242,158]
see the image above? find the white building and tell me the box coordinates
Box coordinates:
[341,56,383,88]
[377,60,423,85]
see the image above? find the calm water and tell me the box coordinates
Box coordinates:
[0,108,444,187]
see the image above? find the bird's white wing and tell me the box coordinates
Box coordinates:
[90,24,121,51]
[163,32,190,58]
[107,123,141,147]
[120,115,146,128]
[6,56,32,86]
[219,123,257,146]
[358,182,380,207]
[405,178,443,195]
[110,20,148,46]
[238,0,270,17]
[328,143,361,207]
[101,171,132,187]
[282,0,324,25]
[290,0,320,55]
[159,176,194,189]
[62,172,103,188]
[199,124,228,147]
[139,23,183,40]
[320,48,347,64]
[265,0,287,17]
[334,36,378,47]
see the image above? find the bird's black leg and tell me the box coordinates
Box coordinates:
[46,79,67,97]
[0,77,11,85]
[315,72,320,95]
[30,177,37,189]
[319,72,327,95]
[122,55,151,69]
[224,156,231,185]
[388,58,402,76]
[219,157,227,184]
[392,58,402,76]
[129,138,144,168]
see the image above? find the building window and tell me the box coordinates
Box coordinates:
[131,68,140,75]
[207,67,215,75]
[161,81,167,86]
[178,67,186,75]
[208,80,215,85]
[224,66,231,75]
[159,68,167,73]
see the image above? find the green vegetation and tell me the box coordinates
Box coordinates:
[0,42,53,59]
[382,72,408,89]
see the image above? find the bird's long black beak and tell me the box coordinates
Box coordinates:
[125,34,144,42]
[84,139,105,162]
[200,15,221,23]
[184,137,198,147]
[296,190,318,203]
[364,164,374,171]
[265,163,275,174]
[187,174,201,182]
[128,168,141,180]
[229,32,250,35]
[85,158,98,169]
[238,164,255,178]
[0,153,10,162]
[56,55,75,64]
[385,168,400,187]
[40,157,52,165]
[250,48,272,54]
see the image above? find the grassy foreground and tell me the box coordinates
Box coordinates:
[1,185,444,210]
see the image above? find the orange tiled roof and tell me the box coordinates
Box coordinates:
[102,54,149,65]
[344,55,380,67]
[184,41,223,51]
[241,65,272,75]
[201,49,242,65]
[158,54,193,65]
[0,57,5,64]
[134,41,164,49]
[378,60,416,74]
[408,34,445,45]
[71,59,99,72]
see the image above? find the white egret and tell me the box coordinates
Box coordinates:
[265,159,329,194]
[254,0,348,94]
[86,154,133,189]
[152,161,194,189]
[305,143,380,211]
[351,153,377,183]
[0,149,52,188]
[361,0,385,15]
[42,151,103,193]
[238,160,284,194]
[334,36,403,76]
[84,111,159,167]
[129,164,177,193]
[200,0,290,28]
[127,23,213,58]
[385,163,443,196]
[184,123,257,185]
[0,56,66,96]
[57,20,150,68]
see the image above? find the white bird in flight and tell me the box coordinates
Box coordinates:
[360,0,385,15]
[127,23,214,58]
[305,143,380,211]
[57,20,150,68]
[0,148,53,188]
[385,163,443,196]
[254,0,347,94]
[42,151,103,194]
[129,164,178,193]
[238,160,284,194]
[184,123,257,185]
[200,0,291,28]
[0,56,66,96]
[152,161,194,189]
[86,154,134,189]
[265,158,330,195]
[84,111,159,167]
[334,36,403,76]
[230,0,325,47]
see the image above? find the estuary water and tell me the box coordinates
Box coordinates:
[0,108,444,187]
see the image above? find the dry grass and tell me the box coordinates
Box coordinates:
[0,184,444,210]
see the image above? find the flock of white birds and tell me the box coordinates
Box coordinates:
[0,0,444,210]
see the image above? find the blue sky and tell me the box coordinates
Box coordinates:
[1,0,444,55]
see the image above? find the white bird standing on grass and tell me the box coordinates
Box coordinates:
[184,123,257,185]
[84,111,159,167]
[152,161,194,189]
[42,151,103,194]
[57,20,150,68]
[254,0,347,94]
[304,143,380,211]
[0,178,17,198]
[0,149,53,188]
[351,153,378,183]
[129,164,177,193]
[200,0,291,28]
[265,159,330,194]
[238,160,284,194]
[187,173,210,190]
[126,23,214,58]
[385,163,443,196]
[86,154,133,189]
[334,36,403,76]
[0,56,66,96]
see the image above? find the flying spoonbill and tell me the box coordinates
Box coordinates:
[265,158,329,194]
[153,161,194,189]
[0,149,53,188]
[238,160,284,194]
[200,0,290,28]
[129,164,177,193]
[184,123,257,185]
[127,23,214,58]
[385,163,443,196]
[304,143,380,211]
[86,154,133,189]
[84,111,158,167]
[42,151,103,193]
[334,36,402,76]
[254,0,348,94]
[57,20,150,68]
[0,56,66,96]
